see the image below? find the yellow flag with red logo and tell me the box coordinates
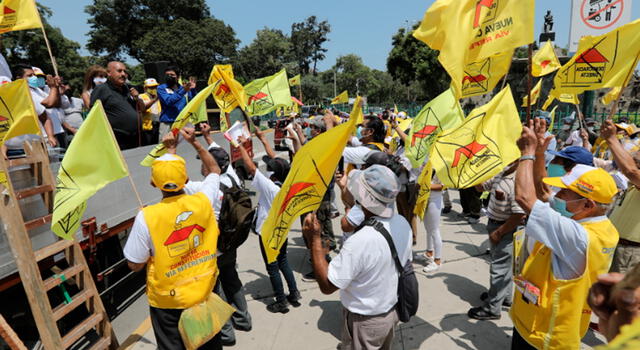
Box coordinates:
[413,0,534,98]
[431,86,521,189]
[458,49,513,99]
[413,161,433,219]
[601,87,622,105]
[260,98,361,263]
[0,0,43,34]
[552,19,640,96]
[532,40,561,77]
[244,69,292,116]
[331,90,349,105]
[0,79,40,143]
[541,92,580,110]
[522,79,542,107]
[288,74,301,86]
[208,65,247,113]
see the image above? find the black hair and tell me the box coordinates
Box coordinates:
[13,64,33,79]
[164,66,180,76]
[561,158,576,172]
[364,115,386,143]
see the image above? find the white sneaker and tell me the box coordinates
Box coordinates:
[422,262,440,273]
[468,217,480,224]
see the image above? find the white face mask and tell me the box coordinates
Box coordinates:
[93,77,107,85]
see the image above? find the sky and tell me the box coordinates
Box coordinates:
[38,0,640,72]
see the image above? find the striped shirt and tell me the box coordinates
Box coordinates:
[482,172,525,222]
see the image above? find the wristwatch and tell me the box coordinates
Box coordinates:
[520,155,535,161]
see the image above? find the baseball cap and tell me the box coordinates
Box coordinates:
[615,123,634,135]
[364,151,391,167]
[584,118,597,126]
[144,78,159,87]
[151,154,188,192]
[32,67,45,76]
[262,156,290,184]
[548,146,594,166]
[207,142,230,173]
[309,118,326,131]
[0,76,11,85]
[543,164,618,204]
[347,165,400,218]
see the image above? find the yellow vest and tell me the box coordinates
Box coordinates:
[610,187,640,243]
[510,219,619,350]
[139,93,161,131]
[143,193,219,309]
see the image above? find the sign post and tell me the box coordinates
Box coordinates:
[569,0,631,52]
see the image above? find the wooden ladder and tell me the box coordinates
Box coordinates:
[0,141,118,350]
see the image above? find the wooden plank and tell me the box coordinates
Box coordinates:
[15,184,55,199]
[52,288,94,321]
[0,313,27,350]
[24,214,53,230]
[88,337,112,350]
[42,264,84,291]
[34,239,74,262]
[60,313,103,348]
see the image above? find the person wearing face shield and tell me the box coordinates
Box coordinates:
[157,66,197,137]
[511,119,620,350]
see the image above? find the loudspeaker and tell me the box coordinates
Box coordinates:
[143,61,170,84]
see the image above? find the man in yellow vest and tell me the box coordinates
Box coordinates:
[124,128,222,350]
[512,119,620,349]
[600,120,640,274]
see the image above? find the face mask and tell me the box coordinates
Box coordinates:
[93,77,107,85]
[165,75,177,86]
[304,127,312,139]
[27,76,39,88]
[356,126,363,139]
[547,163,566,177]
[36,76,46,88]
[550,195,585,218]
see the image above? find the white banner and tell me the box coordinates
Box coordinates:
[569,0,632,52]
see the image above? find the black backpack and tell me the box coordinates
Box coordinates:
[360,218,419,322]
[218,175,255,253]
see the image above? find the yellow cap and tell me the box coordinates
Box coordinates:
[151,154,187,192]
[543,164,618,204]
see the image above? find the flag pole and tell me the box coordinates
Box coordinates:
[525,44,533,123]
[39,27,58,77]
[500,54,514,90]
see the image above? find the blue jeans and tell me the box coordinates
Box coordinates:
[259,237,298,302]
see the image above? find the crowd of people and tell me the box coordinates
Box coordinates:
[3,59,640,350]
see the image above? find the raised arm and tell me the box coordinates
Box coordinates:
[254,127,276,159]
[199,122,214,146]
[515,120,538,214]
[533,118,555,202]
[180,127,220,176]
[40,76,61,108]
[601,120,640,187]
[237,135,257,176]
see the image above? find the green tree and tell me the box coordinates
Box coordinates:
[236,28,295,82]
[133,17,238,79]
[290,16,330,75]
[2,4,88,90]
[386,27,449,101]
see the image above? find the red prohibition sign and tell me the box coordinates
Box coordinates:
[580,0,624,30]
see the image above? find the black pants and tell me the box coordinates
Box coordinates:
[459,188,482,216]
[511,328,536,350]
[149,306,222,350]
[214,250,252,342]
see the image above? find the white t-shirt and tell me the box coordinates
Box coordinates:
[31,87,69,135]
[328,214,412,315]
[184,167,240,219]
[251,170,281,235]
[123,173,220,263]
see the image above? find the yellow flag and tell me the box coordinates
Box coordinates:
[52,101,128,239]
[431,86,522,189]
[406,88,464,168]
[602,87,622,105]
[0,0,42,34]
[394,104,398,114]
[140,84,217,166]
[0,79,40,143]
[414,0,534,98]
[541,92,580,110]
[552,19,640,96]
[413,161,433,219]
[219,110,229,132]
[596,317,640,350]
[458,49,513,99]
[261,97,360,263]
[288,74,301,86]
[522,79,543,107]
[208,65,247,113]
[547,106,558,133]
[244,69,292,116]
[331,90,349,105]
[532,40,561,77]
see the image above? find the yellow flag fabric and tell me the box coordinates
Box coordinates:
[189,96,209,125]
[414,0,534,98]
[547,106,558,132]
[351,96,364,125]
[521,79,543,107]
[219,110,229,132]
[331,90,349,105]
[552,19,640,96]
[288,74,301,86]
[52,101,128,239]
[541,92,580,110]
[140,84,217,166]
[406,89,464,168]
[208,65,246,113]
[532,40,561,77]
[244,69,292,116]
[596,318,640,350]
[413,161,433,219]
[261,97,360,263]
[0,0,42,34]
[0,79,40,143]
[458,49,514,99]
[602,87,622,105]
[431,86,522,189]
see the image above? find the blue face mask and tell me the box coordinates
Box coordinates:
[36,76,46,88]
[27,76,39,88]
[304,127,312,139]
[356,126,362,139]
[550,196,574,218]
[547,163,566,177]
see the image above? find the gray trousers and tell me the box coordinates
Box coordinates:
[484,220,514,315]
[341,307,398,350]
[610,243,640,274]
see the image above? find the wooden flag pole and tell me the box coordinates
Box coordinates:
[40,26,59,77]
[525,44,533,123]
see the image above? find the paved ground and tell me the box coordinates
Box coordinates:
[113,145,608,349]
